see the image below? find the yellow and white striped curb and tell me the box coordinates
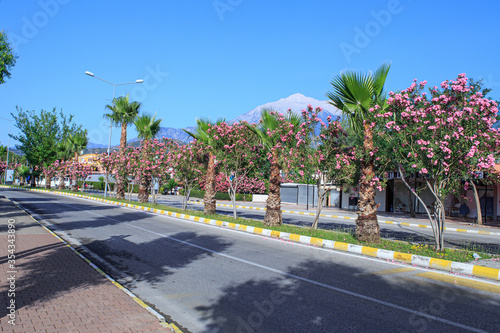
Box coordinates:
[187,200,500,237]
[122,200,500,281]
[4,194,173,330]
[3,185,499,282]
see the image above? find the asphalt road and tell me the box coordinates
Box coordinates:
[2,188,500,333]
[91,191,500,255]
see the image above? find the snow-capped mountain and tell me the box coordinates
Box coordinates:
[231,93,341,124]
[122,93,341,144]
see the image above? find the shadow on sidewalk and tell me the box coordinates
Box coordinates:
[0,242,61,265]
[0,239,108,320]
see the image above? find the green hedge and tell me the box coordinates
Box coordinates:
[77,180,137,192]
[180,189,252,201]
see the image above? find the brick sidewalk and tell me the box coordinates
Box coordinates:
[0,196,173,333]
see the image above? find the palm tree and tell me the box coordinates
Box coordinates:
[248,109,304,226]
[134,112,162,203]
[326,63,391,242]
[135,112,162,141]
[66,132,89,191]
[67,132,89,160]
[183,118,225,215]
[104,95,141,199]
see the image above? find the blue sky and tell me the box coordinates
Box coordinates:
[1,0,500,147]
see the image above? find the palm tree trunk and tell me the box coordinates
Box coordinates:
[116,123,127,200]
[58,171,65,190]
[138,174,150,203]
[45,174,51,189]
[120,122,127,148]
[116,174,125,199]
[71,175,78,192]
[203,153,217,214]
[356,125,380,242]
[264,157,282,226]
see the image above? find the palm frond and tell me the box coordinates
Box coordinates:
[185,117,226,145]
[326,62,391,133]
[373,62,391,99]
[134,112,162,140]
[104,95,141,126]
[182,129,198,140]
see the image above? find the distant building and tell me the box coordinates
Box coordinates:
[78,153,102,172]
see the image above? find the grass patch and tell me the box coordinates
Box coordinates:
[3,184,498,263]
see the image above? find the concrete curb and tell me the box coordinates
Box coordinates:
[2,190,179,332]
[187,200,500,237]
[3,185,499,282]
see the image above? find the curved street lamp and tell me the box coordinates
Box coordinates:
[85,71,143,197]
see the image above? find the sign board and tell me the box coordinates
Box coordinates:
[6,169,14,182]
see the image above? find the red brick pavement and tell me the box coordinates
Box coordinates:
[0,196,173,333]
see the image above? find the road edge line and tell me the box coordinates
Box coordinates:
[2,192,177,331]
[3,185,499,283]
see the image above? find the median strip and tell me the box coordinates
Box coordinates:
[3,185,500,283]
[187,200,500,237]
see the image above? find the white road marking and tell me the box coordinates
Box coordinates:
[9,191,491,332]
[12,191,495,285]
[124,223,487,332]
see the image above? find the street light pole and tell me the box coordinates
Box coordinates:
[85,71,143,198]
[0,116,12,185]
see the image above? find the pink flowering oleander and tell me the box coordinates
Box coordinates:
[375,73,500,209]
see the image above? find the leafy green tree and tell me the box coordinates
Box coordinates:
[0,31,17,84]
[165,178,178,193]
[326,63,390,242]
[134,112,162,203]
[0,145,20,164]
[10,107,85,187]
[183,118,225,215]
[104,94,141,199]
[17,165,30,186]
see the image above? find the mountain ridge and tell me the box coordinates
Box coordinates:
[90,93,341,146]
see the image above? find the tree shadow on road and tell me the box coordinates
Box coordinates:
[80,231,233,285]
[195,259,500,333]
[0,193,120,231]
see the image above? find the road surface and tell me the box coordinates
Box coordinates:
[2,188,500,333]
